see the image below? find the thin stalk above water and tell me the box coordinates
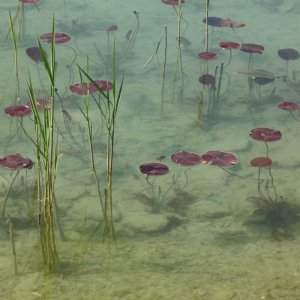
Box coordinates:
[21,18,60,273]
[78,39,124,241]
[9,11,20,102]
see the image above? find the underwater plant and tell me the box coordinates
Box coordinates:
[278,100,300,122]
[138,162,172,213]
[20,0,40,9]
[26,46,44,62]
[245,129,298,238]
[250,71,275,105]
[249,127,282,158]
[240,43,264,69]
[137,160,197,214]
[123,10,140,55]
[246,194,297,230]
[170,150,202,189]
[219,41,240,68]
[250,156,277,202]
[0,154,33,218]
[277,48,299,79]
[197,0,220,126]
[4,103,32,144]
[201,150,242,178]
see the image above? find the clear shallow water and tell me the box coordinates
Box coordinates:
[1,0,300,299]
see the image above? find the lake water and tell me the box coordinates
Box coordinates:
[1,0,300,299]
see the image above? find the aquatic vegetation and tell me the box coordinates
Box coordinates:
[97,24,118,33]
[203,16,224,27]
[143,25,168,113]
[2,1,300,295]
[162,0,185,5]
[219,41,240,68]
[134,187,197,214]
[137,150,239,214]
[251,71,275,104]
[221,18,245,28]
[171,151,202,167]
[198,51,218,60]
[171,150,202,189]
[40,32,71,44]
[250,156,277,201]
[136,160,197,214]
[277,48,299,60]
[196,3,235,124]
[69,80,113,96]
[247,196,288,221]
[138,162,172,213]
[198,74,215,85]
[270,227,295,241]
[249,128,282,203]
[4,104,32,117]
[246,131,297,237]
[201,151,239,167]
[0,154,33,218]
[4,104,32,142]
[78,48,124,241]
[249,127,282,158]
[278,101,300,122]
[123,10,141,54]
[20,0,39,4]
[246,195,300,232]
[40,31,77,69]
[26,46,44,62]
[237,69,284,106]
[240,43,264,69]
[277,48,300,79]
[167,189,197,212]
[8,12,21,101]
[18,20,62,273]
[160,0,188,105]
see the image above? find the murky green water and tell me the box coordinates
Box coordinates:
[1,0,300,299]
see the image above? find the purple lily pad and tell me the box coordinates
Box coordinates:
[40,32,71,44]
[0,154,33,170]
[139,162,169,176]
[250,157,272,168]
[202,151,238,167]
[171,151,202,166]
[4,105,32,117]
[203,17,224,27]
[240,43,264,54]
[199,74,215,85]
[249,128,282,142]
[26,47,44,63]
[278,48,300,61]
[278,101,300,111]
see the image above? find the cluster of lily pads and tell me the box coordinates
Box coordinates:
[137,126,284,216]
[138,126,282,179]
[139,149,238,178]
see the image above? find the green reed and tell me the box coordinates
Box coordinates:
[143,25,168,114]
[197,0,210,126]
[171,1,185,104]
[22,20,59,273]
[78,40,124,241]
[8,11,21,102]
